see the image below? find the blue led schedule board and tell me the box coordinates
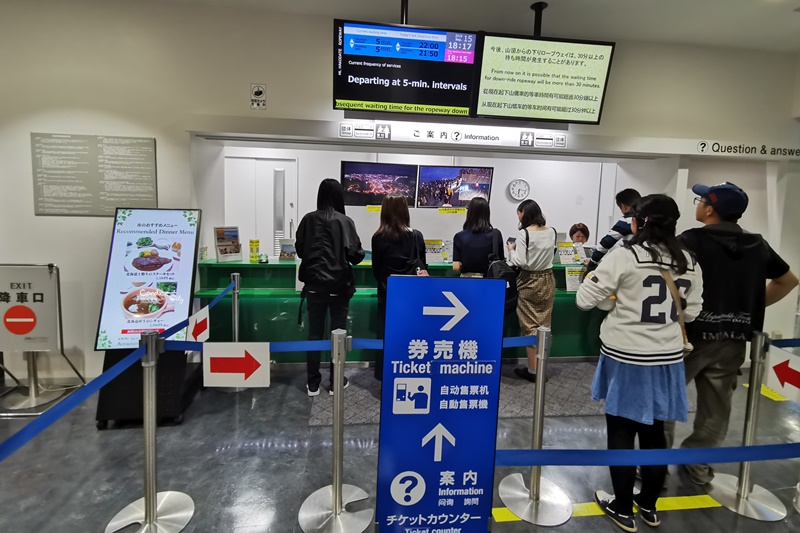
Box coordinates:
[334,20,478,116]
[377,276,505,532]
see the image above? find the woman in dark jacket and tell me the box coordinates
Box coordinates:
[296,179,365,396]
[371,193,427,380]
[452,197,504,277]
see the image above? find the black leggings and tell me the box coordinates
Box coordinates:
[606,414,668,515]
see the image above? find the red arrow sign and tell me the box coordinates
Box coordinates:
[773,360,800,390]
[192,317,208,341]
[210,351,261,380]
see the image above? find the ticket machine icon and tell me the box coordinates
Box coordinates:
[392,378,431,415]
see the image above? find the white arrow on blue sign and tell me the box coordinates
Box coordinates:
[377,276,506,532]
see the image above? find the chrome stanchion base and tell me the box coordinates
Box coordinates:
[707,473,787,522]
[105,491,195,533]
[793,482,800,514]
[0,386,64,410]
[499,473,572,526]
[298,484,373,533]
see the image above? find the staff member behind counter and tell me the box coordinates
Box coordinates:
[452,197,504,278]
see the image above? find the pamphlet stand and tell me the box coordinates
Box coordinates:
[298,329,373,533]
[218,272,245,393]
[708,332,787,521]
[498,326,572,526]
[106,332,194,533]
[0,263,85,415]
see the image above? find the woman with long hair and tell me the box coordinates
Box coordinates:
[507,199,556,382]
[577,195,703,532]
[296,179,365,396]
[371,193,427,380]
[452,197,504,277]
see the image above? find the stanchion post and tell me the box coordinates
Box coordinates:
[231,272,241,343]
[498,327,572,526]
[105,332,195,533]
[297,330,373,533]
[707,332,787,521]
[0,351,65,410]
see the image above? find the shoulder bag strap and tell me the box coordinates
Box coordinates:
[524,228,530,260]
[491,228,500,258]
[660,269,690,349]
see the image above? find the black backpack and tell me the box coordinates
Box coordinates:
[485,229,518,315]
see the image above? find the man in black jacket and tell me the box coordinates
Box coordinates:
[665,182,798,485]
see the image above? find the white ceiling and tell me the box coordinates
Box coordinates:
[171,0,800,53]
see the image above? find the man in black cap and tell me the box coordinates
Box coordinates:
[665,182,798,485]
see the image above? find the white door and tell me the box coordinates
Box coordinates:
[224,157,298,255]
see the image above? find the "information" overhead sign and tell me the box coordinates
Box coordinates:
[377,276,505,532]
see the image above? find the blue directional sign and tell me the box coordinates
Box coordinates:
[377,276,505,533]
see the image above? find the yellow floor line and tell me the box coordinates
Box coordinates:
[743,383,789,402]
[493,494,722,522]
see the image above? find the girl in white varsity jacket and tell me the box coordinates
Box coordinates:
[577,195,703,532]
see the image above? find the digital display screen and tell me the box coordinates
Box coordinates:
[96,208,201,350]
[334,20,478,116]
[476,35,614,123]
[341,161,418,207]
[417,166,493,208]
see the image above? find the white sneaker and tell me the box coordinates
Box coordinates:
[306,384,320,397]
[329,377,350,395]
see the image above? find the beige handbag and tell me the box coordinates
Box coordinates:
[660,269,694,355]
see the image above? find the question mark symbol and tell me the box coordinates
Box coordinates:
[698,141,708,153]
[399,475,419,503]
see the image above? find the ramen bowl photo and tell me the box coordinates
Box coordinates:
[121,288,174,319]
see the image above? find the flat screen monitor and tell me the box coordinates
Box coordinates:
[334,19,478,117]
[417,166,493,208]
[475,34,615,124]
[341,161,419,207]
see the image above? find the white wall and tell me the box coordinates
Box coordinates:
[793,59,800,119]
[220,145,603,249]
[2,0,799,377]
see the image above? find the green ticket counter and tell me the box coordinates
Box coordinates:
[196,260,604,363]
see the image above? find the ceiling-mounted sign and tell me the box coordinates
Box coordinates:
[334,19,478,116]
[31,133,157,217]
[0,265,59,352]
[476,34,615,124]
[250,83,266,110]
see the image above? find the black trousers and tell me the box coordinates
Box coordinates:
[606,414,667,514]
[306,293,350,388]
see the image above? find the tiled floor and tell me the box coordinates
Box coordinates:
[0,365,799,533]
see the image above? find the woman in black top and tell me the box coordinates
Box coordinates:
[371,193,427,380]
[452,197,504,277]
[296,179,365,396]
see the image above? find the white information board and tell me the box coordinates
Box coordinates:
[0,264,59,352]
[476,35,614,123]
[96,208,201,350]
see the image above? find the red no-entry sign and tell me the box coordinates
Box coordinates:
[3,306,37,335]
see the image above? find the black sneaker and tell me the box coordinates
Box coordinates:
[633,497,660,527]
[594,490,637,532]
[329,376,350,395]
[306,384,320,397]
[513,367,537,383]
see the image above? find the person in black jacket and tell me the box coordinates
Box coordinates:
[371,193,427,380]
[664,182,798,485]
[452,197,504,277]
[297,179,365,396]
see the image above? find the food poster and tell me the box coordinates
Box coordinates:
[96,208,201,350]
